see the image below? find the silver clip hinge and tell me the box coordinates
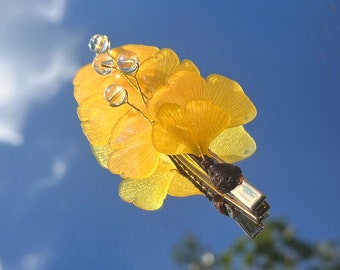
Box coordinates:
[169,154,270,238]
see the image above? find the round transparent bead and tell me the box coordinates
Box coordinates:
[104,84,128,107]
[88,34,110,54]
[92,53,115,75]
[117,51,139,74]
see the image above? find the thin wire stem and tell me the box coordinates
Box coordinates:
[126,102,153,124]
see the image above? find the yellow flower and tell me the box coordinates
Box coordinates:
[149,71,257,156]
[74,44,159,147]
[74,42,257,211]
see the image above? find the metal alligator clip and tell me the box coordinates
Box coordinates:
[169,153,270,238]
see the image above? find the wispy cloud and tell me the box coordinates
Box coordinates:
[20,252,49,270]
[0,0,79,146]
[1,0,67,23]
[0,249,53,270]
[32,158,68,193]
[31,145,76,194]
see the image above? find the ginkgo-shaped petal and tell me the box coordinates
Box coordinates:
[90,144,112,169]
[77,94,129,146]
[74,64,106,104]
[108,109,159,179]
[74,44,159,104]
[203,74,257,126]
[152,100,231,156]
[118,160,176,210]
[209,126,256,163]
[167,173,203,197]
[157,154,202,197]
[99,69,147,115]
[109,44,159,62]
[147,71,204,118]
[137,48,179,96]
[147,71,256,129]
[137,49,200,97]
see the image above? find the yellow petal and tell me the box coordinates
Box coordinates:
[74,45,159,104]
[167,173,203,197]
[109,44,159,63]
[152,100,231,156]
[90,144,112,168]
[77,94,129,146]
[118,160,175,210]
[172,59,200,75]
[152,103,196,155]
[137,48,180,96]
[156,154,202,197]
[204,74,257,126]
[209,126,256,163]
[108,109,159,179]
[147,71,204,118]
[99,70,146,115]
[74,64,107,104]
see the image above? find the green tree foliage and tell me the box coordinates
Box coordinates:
[172,219,340,270]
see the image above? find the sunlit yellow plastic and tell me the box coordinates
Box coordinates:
[147,71,256,126]
[119,159,176,210]
[108,109,159,179]
[74,64,104,104]
[209,126,256,163]
[152,100,231,156]
[109,44,159,63]
[77,93,129,146]
[167,173,203,197]
[90,144,112,169]
[203,74,257,126]
[74,43,257,211]
[147,71,204,118]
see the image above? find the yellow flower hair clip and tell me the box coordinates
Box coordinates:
[73,34,270,238]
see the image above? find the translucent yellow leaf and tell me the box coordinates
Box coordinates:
[74,45,159,105]
[73,64,106,104]
[152,103,195,155]
[203,74,257,126]
[147,71,204,118]
[172,59,200,75]
[137,48,180,96]
[167,173,203,197]
[135,49,199,100]
[119,160,175,210]
[99,70,146,115]
[90,144,112,168]
[109,44,159,63]
[148,72,257,128]
[108,109,159,179]
[152,100,231,156]
[77,94,129,146]
[157,154,202,197]
[209,126,256,163]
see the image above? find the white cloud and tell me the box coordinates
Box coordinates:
[0,250,53,270]
[0,0,80,146]
[20,252,48,270]
[31,157,68,194]
[1,0,67,23]
[34,0,67,23]
[0,124,23,146]
[30,145,76,194]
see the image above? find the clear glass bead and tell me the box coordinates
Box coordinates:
[117,51,139,74]
[104,84,128,107]
[88,34,110,54]
[92,53,115,75]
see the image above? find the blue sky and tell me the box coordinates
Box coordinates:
[0,0,339,269]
